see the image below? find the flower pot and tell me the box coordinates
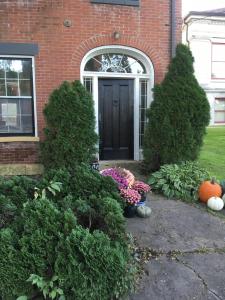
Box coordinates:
[136,201,145,207]
[123,205,136,218]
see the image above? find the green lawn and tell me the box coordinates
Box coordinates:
[198,126,225,180]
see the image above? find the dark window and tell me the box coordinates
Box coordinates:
[91,0,139,6]
[0,58,34,136]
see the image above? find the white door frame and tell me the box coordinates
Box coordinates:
[80,45,154,160]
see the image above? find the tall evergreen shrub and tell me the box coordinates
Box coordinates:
[41,81,98,169]
[143,44,210,170]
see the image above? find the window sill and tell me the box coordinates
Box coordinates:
[91,0,139,6]
[0,136,39,143]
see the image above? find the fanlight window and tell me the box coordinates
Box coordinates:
[84,53,146,74]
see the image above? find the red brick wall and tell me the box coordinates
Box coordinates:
[0,142,39,164]
[0,0,181,163]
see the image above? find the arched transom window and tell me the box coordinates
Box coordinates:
[84,53,146,74]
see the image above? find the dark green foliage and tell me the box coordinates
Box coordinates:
[41,165,124,207]
[0,197,133,300]
[55,227,134,300]
[40,166,125,239]
[41,80,98,169]
[143,44,210,171]
[148,161,210,201]
[0,167,135,299]
[0,228,32,299]
[0,176,37,229]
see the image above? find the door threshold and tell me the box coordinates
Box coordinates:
[99,160,140,170]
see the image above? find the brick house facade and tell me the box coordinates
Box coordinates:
[0,0,181,173]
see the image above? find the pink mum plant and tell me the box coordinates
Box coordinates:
[132,181,151,194]
[120,188,141,205]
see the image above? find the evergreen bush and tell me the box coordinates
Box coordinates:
[0,168,135,299]
[0,197,134,300]
[40,166,125,239]
[41,80,98,169]
[143,44,210,171]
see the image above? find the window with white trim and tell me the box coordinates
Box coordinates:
[215,98,225,124]
[139,79,148,148]
[83,77,93,95]
[212,44,225,79]
[0,58,34,135]
[85,53,146,74]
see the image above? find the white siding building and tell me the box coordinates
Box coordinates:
[183,8,225,125]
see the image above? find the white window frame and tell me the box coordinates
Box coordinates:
[0,55,37,137]
[81,45,154,160]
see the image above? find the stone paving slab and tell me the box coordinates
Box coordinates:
[129,253,225,300]
[127,195,225,300]
[179,252,225,299]
[129,255,207,300]
[126,195,225,252]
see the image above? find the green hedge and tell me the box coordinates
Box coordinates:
[0,167,135,299]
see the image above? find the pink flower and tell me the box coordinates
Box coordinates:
[132,181,151,193]
[120,188,141,205]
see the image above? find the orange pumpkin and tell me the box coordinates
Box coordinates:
[199,178,222,203]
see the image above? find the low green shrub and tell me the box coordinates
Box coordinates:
[0,176,37,229]
[41,165,122,205]
[148,161,210,201]
[0,197,134,300]
[0,166,135,300]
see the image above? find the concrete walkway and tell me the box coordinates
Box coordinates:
[127,194,225,300]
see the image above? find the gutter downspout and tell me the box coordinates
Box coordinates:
[171,0,176,58]
[183,17,190,47]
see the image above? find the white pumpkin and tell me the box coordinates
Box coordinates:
[207,197,224,211]
[136,206,152,218]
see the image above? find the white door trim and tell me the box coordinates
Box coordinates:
[80,45,154,160]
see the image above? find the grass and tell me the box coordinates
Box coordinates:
[198,126,225,180]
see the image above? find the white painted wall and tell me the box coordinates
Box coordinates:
[183,16,225,125]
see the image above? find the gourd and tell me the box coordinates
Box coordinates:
[198,178,222,203]
[136,206,152,218]
[207,197,224,211]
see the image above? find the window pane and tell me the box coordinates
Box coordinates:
[0,98,33,134]
[0,79,5,96]
[212,44,225,61]
[20,60,32,79]
[0,67,4,78]
[20,80,31,96]
[83,77,93,95]
[215,111,225,123]
[212,62,225,79]
[215,99,225,110]
[85,53,146,74]
[85,57,102,72]
[7,80,19,96]
[139,80,148,148]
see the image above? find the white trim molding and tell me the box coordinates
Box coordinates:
[81,45,154,161]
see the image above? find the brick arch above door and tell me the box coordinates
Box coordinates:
[70,34,167,83]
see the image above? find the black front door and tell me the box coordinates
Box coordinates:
[99,78,134,160]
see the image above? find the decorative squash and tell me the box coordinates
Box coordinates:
[207,197,224,211]
[136,206,152,218]
[198,178,222,203]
